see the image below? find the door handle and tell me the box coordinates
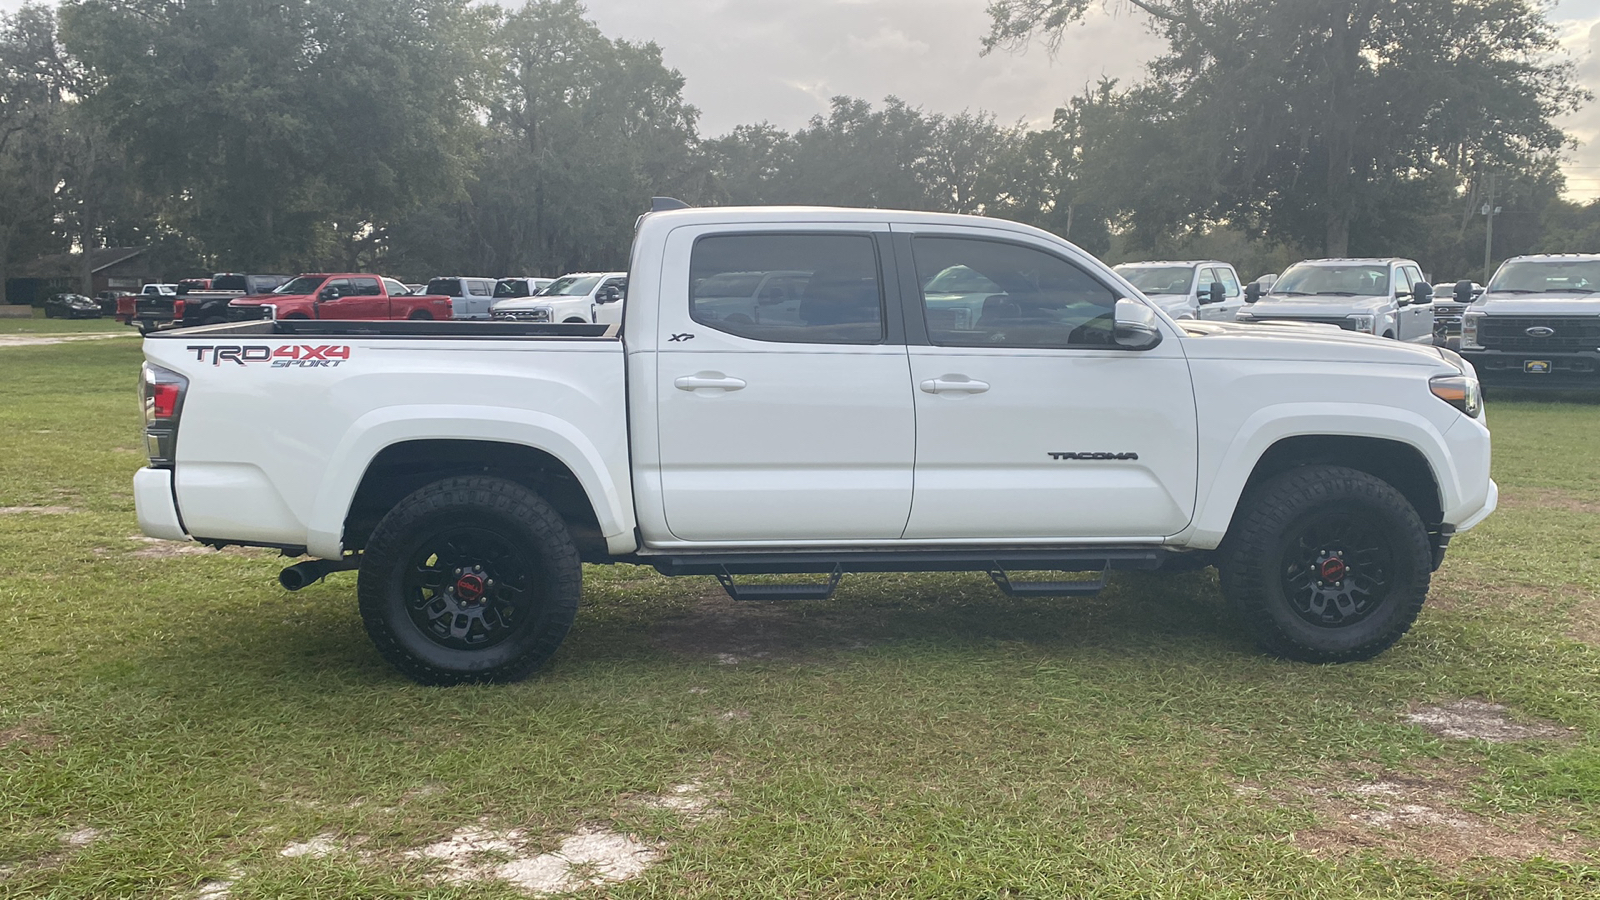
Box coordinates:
[675,372,747,392]
[919,375,990,394]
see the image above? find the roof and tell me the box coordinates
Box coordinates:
[1501,253,1600,262]
[1292,257,1415,266]
[1114,260,1232,268]
[18,247,146,277]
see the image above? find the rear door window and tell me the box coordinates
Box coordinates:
[689,234,885,345]
[351,277,382,296]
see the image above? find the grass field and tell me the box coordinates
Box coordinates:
[1,332,1597,899]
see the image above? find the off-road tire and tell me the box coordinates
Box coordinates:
[1218,465,1430,663]
[358,476,581,685]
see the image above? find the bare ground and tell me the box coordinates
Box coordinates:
[1286,768,1594,868]
[1497,487,1600,516]
[0,333,134,348]
[651,591,883,665]
[1405,700,1573,743]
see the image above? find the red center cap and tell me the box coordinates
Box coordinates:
[455,573,486,603]
[1319,558,1347,582]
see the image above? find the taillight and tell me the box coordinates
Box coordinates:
[173,299,186,320]
[140,363,188,468]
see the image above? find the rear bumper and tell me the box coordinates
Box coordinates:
[1465,350,1600,389]
[133,467,189,541]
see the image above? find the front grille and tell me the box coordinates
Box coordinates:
[1255,315,1359,330]
[492,309,550,322]
[1478,316,1600,353]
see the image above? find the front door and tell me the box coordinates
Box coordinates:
[894,227,1199,540]
[314,277,386,319]
[1400,264,1434,343]
[593,276,627,326]
[654,227,915,542]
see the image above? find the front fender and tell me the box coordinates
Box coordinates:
[304,404,634,558]
[1181,403,1463,549]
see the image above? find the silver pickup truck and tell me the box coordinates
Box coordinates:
[1237,258,1436,342]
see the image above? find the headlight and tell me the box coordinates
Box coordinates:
[1430,374,1482,418]
[1346,314,1375,332]
[1461,312,1484,350]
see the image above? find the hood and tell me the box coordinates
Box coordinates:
[1470,292,1600,316]
[230,292,312,306]
[1244,294,1391,317]
[1180,319,1450,367]
[490,298,554,312]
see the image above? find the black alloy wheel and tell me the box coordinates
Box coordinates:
[1278,512,1392,629]
[358,477,581,685]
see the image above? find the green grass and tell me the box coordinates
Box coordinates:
[1,340,1597,898]
[1,309,130,335]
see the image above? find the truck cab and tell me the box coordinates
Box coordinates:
[1237,258,1435,342]
[1112,260,1245,321]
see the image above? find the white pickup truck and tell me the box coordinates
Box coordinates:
[133,204,1497,685]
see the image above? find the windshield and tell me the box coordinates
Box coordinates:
[494,280,530,298]
[538,276,600,297]
[1487,259,1600,294]
[1271,264,1389,297]
[1115,265,1195,295]
[275,276,324,294]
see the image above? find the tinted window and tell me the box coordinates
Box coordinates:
[323,278,352,298]
[351,277,382,296]
[689,234,884,345]
[211,274,246,292]
[912,237,1118,348]
[495,280,529,298]
[426,278,462,297]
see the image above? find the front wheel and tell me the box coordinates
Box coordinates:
[357,477,581,685]
[1218,465,1431,662]
[408,310,432,320]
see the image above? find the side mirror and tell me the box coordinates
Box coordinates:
[596,285,621,304]
[1412,282,1433,305]
[318,286,339,301]
[1454,279,1474,303]
[1113,298,1163,350]
[1244,282,1262,303]
[1204,281,1224,304]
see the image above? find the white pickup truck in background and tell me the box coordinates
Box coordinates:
[134,203,1497,685]
[1112,259,1246,321]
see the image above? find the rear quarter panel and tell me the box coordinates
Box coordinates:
[144,333,633,557]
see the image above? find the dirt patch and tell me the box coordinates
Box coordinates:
[1498,488,1600,516]
[639,781,719,822]
[1406,700,1573,743]
[0,333,135,348]
[280,833,344,859]
[652,592,880,663]
[123,536,278,560]
[0,721,60,754]
[407,824,661,896]
[0,506,75,516]
[1284,769,1593,867]
[59,828,100,848]
[1568,597,1600,646]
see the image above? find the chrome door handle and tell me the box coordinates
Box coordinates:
[675,373,747,392]
[919,376,990,394]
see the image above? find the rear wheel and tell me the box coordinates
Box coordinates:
[409,310,432,320]
[1219,465,1430,662]
[563,317,586,324]
[358,477,581,685]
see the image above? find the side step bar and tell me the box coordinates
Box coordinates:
[651,548,1164,602]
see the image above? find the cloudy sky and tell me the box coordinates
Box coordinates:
[7,0,1600,197]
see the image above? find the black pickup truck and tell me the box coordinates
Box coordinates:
[133,273,291,332]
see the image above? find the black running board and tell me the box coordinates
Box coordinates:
[648,548,1163,602]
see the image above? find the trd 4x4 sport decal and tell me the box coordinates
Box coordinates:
[188,344,352,367]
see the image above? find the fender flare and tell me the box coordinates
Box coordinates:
[1182,403,1461,548]
[303,404,632,559]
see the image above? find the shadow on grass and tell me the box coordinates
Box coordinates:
[109,566,1251,696]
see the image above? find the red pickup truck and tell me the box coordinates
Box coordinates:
[227,274,453,322]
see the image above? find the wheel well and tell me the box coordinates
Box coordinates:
[1239,435,1443,527]
[342,439,608,561]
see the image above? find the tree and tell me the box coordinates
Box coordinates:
[0,4,72,304]
[987,0,1587,255]
[61,0,494,272]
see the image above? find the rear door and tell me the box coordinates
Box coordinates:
[654,226,916,541]
[894,225,1198,540]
